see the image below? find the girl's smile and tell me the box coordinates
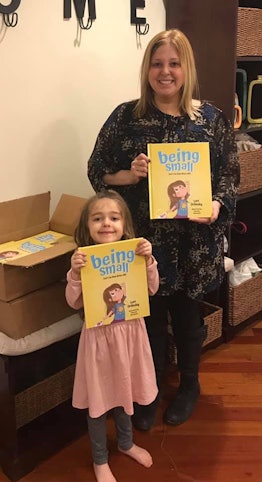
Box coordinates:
[88,198,124,244]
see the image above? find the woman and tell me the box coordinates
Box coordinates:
[87,29,240,430]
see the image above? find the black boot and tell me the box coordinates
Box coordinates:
[163,323,207,426]
[163,375,200,426]
[132,394,160,431]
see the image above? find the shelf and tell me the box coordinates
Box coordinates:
[235,123,262,133]
[0,334,86,481]
[239,1,262,8]
[237,56,262,62]
[223,311,262,342]
[230,243,262,264]
[230,221,262,262]
[229,192,262,263]
[238,188,262,200]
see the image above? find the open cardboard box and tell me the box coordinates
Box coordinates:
[0,192,87,301]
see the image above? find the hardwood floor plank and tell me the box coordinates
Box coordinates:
[201,345,262,362]
[200,362,262,372]
[163,420,262,436]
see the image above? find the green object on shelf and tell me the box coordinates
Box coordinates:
[247,75,262,123]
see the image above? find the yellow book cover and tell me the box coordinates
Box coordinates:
[147,142,212,219]
[79,238,150,329]
[0,230,72,264]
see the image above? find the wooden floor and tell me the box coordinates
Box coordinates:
[1,317,262,482]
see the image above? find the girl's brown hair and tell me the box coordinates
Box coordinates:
[134,29,200,119]
[74,190,135,247]
[167,180,189,209]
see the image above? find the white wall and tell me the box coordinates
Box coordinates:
[1,0,165,213]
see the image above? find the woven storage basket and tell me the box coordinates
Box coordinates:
[229,273,262,327]
[168,302,223,365]
[237,8,262,56]
[238,148,262,194]
[201,302,223,346]
[15,364,75,429]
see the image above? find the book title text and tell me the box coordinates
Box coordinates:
[158,148,200,172]
[90,248,135,276]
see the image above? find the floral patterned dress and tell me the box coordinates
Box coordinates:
[88,101,240,299]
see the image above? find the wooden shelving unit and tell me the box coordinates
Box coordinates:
[165,0,262,342]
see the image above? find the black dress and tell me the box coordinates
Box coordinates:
[88,100,240,299]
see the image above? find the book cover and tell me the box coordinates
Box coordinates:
[79,238,150,329]
[147,142,212,219]
[0,230,72,264]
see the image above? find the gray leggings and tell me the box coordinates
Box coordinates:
[87,407,133,465]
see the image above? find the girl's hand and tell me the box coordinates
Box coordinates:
[136,238,153,266]
[71,250,86,280]
[130,153,150,183]
[189,201,221,225]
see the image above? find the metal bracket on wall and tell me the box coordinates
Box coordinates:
[130,0,149,36]
[78,17,93,30]
[2,12,18,27]
[77,0,96,30]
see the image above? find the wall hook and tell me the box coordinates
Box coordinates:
[78,17,93,30]
[136,22,149,35]
[64,0,96,30]
[3,12,18,27]
[130,1,149,36]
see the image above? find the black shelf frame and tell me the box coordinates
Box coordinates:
[237,56,262,62]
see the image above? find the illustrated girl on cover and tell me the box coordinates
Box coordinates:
[103,283,126,323]
[65,190,159,482]
[0,250,19,261]
[159,180,190,219]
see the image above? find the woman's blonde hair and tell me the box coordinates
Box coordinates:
[134,29,200,119]
[74,190,135,247]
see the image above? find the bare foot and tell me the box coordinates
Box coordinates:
[93,462,117,482]
[119,444,153,468]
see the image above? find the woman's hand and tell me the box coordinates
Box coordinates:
[71,250,86,280]
[136,238,153,266]
[102,153,150,186]
[189,201,221,225]
[130,153,150,183]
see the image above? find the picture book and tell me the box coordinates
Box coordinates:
[0,230,73,264]
[79,238,150,329]
[147,142,212,220]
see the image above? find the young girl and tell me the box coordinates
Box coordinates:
[65,190,159,482]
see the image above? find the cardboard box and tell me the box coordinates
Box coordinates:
[0,192,87,301]
[0,281,75,339]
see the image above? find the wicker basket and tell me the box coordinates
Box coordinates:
[15,364,76,428]
[238,148,262,194]
[237,8,262,56]
[168,302,223,365]
[229,273,262,327]
[201,302,223,346]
